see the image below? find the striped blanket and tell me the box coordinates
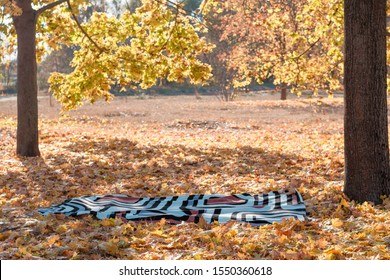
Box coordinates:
[38,190,307,226]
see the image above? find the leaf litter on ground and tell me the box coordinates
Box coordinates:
[0,96,389,260]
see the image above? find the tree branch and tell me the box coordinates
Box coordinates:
[152,2,180,54]
[292,37,321,61]
[65,0,105,53]
[290,0,341,61]
[152,0,212,30]
[36,0,67,17]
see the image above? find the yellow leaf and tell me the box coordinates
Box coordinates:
[331,218,343,228]
[277,235,289,244]
[374,223,387,232]
[101,219,115,227]
[55,225,67,234]
[340,198,349,208]
[324,246,344,260]
[121,224,135,235]
[18,246,28,255]
[158,218,166,226]
[150,230,167,238]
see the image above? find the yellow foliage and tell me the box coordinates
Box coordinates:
[2,0,213,110]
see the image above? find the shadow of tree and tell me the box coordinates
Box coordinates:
[0,130,347,260]
[3,136,343,219]
[59,138,341,197]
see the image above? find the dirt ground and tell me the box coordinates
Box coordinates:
[0,92,344,126]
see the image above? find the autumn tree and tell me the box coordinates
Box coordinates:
[179,1,233,101]
[203,0,343,100]
[202,0,390,203]
[0,0,213,157]
[344,0,390,203]
[1,59,16,88]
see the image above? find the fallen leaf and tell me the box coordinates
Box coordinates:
[331,218,343,228]
[47,235,60,246]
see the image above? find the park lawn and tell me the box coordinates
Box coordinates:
[0,94,389,260]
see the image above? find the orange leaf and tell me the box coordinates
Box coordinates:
[47,235,60,246]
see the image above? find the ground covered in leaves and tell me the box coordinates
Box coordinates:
[1,94,390,260]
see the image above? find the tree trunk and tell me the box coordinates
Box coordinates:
[6,65,11,87]
[280,83,287,100]
[344,0,390,203]
[14,2,40,157]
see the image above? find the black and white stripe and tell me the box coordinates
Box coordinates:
[38,190,307,226]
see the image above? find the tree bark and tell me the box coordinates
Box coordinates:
[280,83,287,100]
[14,1,40,157]
[344,0,390,203]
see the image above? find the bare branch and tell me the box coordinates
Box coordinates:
[36,0,67,17]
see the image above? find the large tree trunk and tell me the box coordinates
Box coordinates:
[344,0,390,203]
[14,1,40,157]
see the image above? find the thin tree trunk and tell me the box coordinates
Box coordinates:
[344,0,390,203]
[6,65,11,87]
[14,2,40,157]
[280,83,287,100]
